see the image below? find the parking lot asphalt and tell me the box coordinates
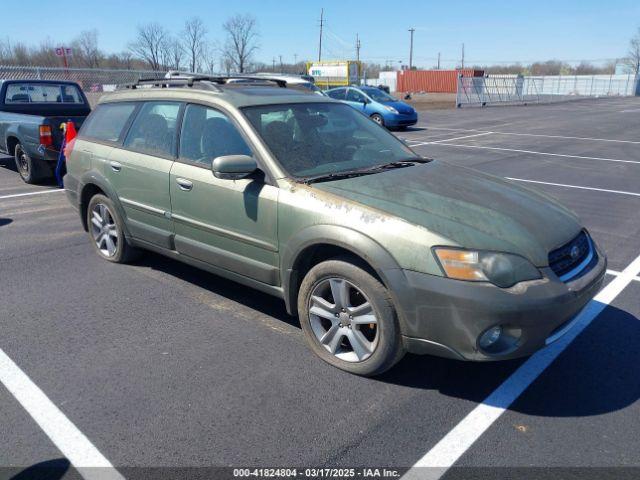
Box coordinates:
[1,97,639,479]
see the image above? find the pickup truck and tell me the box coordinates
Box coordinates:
[0,79,90,183]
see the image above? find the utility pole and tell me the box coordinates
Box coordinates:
[356,33,361,84]
[461,43,465,69]
[408,28,415,70]
[272,57,276,72]
[437,52,441,70]
[294,53,298,65]
[318,8,324,62]
[279,55,283,72]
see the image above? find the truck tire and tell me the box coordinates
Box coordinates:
[14,143,50,184]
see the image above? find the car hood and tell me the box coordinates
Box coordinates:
[312,161,582,266]
[382,100,414,114]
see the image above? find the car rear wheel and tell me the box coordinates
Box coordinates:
[298,258,405,376]
[370,113,385,127]
[87,194,140,263]
[14,143,49,184]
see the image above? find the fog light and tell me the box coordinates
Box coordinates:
[479,325,502,350]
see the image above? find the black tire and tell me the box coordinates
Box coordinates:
[370,113,385,127]
[298,257,405,376]
[86,194,140,264]
[14,143,51,184]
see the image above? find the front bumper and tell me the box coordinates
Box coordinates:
[392,245,607,361]
[384,112,418,127]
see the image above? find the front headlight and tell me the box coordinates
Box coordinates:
[433,247,541,288]
[383,105,399,114]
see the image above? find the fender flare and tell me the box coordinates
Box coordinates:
[281,224,408,318]
[4,127,23,155]
[78,170,132,238]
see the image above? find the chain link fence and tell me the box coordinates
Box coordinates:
[457,74,640,107]
[0,65,167,106]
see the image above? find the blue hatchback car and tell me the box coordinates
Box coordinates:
[326,86,418,129]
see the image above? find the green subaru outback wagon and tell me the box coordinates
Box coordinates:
[64,76,606,376]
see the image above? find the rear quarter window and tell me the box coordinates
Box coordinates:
[80,103,137,143]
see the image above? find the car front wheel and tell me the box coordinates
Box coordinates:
[370,113,385,127]
[298,258,404,376]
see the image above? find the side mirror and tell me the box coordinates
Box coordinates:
[362,97,370,105]
[211,155,258,180]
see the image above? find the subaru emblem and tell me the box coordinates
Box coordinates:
[570,245,581,260]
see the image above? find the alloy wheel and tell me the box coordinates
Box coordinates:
[91,203,118,257]
[308,277,379,362]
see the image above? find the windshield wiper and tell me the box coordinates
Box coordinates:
[301,169,381,184]
[300,158,432,185]
[365,157,432,171]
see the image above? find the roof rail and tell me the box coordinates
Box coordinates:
[119,74,288,91]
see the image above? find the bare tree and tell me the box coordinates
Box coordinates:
[182,17,207,73]
[625,28,640,75]
[167,38,184,71]
[129,23,169,71]
[201,42,218,74]
[73,30,102,68]
[119,51,133,70]
[221,14,259,73]
[0,38,11,63]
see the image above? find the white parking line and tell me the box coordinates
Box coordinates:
[420,143,640,165]
[429,132,493,144]
[607,269,640,282]
[409,131,494,147]
[421,126,640,144]
[403,252,640,480]
[505,177,640,197]
[0,348,123,480]
[0,189,65,200]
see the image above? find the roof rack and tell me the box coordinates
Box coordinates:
[120,74,288,91]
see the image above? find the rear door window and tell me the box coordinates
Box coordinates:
[124,102,181,158]
[327,88,346,100]
[179,104,252,167]
[346,89,366,103]
[80,103,137,143]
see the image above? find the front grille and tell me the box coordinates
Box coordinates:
[548,231,594,281]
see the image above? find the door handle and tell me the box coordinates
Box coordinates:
[110,161,122,172]
[176,178,193,191]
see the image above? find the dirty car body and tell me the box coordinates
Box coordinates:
[63,77,606,375]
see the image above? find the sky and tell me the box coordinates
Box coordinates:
[2,0,639,68]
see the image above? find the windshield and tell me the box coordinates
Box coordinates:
[242,102,418,178]
[361,88,395,103]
